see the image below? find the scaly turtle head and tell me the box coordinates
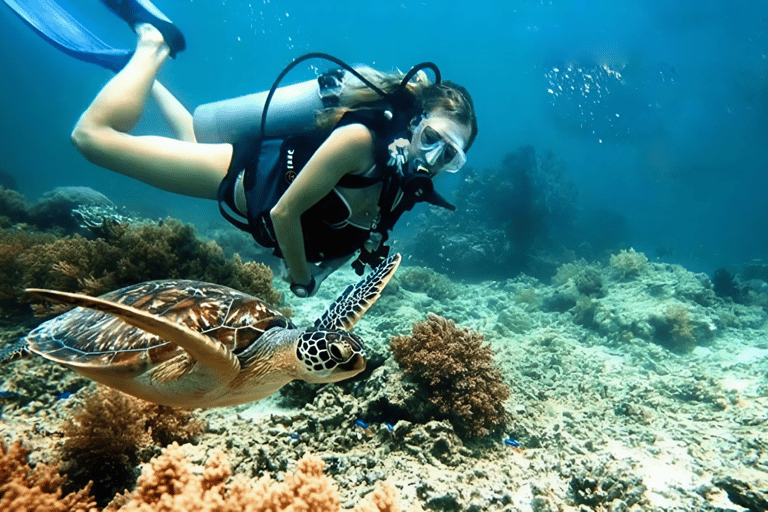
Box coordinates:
[294,329,366,383]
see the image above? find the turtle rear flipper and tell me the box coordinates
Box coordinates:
[313,253,401,332]
[25,289,240,379]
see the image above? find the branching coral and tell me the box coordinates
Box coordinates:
[107,443,403,512]
[390,313,510,437]
[60,386,205,506]
[0,439,97,512]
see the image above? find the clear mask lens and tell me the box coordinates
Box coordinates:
[412,120,467,173]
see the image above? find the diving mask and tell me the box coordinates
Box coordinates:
[411,115,467,174]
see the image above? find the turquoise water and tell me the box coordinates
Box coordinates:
[0,0,766,274]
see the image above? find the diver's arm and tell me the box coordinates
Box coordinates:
[270,124,375,286]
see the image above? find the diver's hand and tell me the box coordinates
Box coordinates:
[288,263,334,298]
[387,138,411,170]
[290,275,316,298]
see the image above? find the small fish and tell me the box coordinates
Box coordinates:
[504,438,521,447]
[354,419,370,429]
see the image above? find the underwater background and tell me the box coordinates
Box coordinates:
[1,0,767,275]
[2,1,768,511]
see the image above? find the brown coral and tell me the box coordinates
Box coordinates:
[0,439,97,512]
[0,217,282,317]
[390,313,510,437]
[59,386,204,506]
[0,185,31,226]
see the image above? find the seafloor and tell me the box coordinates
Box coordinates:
[2,250,768,511]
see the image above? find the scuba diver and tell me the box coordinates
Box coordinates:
[3,0,478,297]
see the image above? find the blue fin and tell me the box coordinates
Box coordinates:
[101,0,185,58]
[3,0,132,71]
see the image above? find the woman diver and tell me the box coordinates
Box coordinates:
[8,0,478,297]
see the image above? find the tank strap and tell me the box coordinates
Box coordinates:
[217,139,260,232]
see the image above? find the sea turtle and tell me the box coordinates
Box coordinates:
[1,254,401,408]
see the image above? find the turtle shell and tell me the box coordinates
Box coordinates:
[25,280,290,374]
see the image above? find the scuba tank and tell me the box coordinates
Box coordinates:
[193,78,326,144]
[192,52,440,145]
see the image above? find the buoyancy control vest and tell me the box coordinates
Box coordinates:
[217,105,456,274]
[216,54,456,274]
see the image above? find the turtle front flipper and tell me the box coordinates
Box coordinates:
[313,253,401,332]
[25,288,240,379]
[0,340,30,363]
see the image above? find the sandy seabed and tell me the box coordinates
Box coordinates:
[2,256,768,511]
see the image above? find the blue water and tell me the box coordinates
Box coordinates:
[1,0,766,274]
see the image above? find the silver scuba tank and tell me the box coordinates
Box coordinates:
[192,71,344,144]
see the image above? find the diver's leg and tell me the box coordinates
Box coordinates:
[71,24,231,199]
[151,81,197,143]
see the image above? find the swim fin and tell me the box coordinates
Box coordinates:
[100,0,185,58]
[3,0,133,71]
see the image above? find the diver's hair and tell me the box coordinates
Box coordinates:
[420,80,478,151]
[316,66,478,151]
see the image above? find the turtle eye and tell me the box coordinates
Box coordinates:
[328,342,353,362]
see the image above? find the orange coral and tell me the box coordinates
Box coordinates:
[0,440,97,512]
[390,313,510,437]
[354,482,406,512]
[110,443,401,512]
[2,437,408,512]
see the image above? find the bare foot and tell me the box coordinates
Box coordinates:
[135,22,170,57]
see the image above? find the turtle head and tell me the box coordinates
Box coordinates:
[295,329,366,383]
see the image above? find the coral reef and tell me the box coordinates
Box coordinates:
[406,145,578,280]
[28,186,116,235]
[712,267,744,303]
[0,439,97,512]
[111,445,343,511]
[396,266,457,302]
[0,228,58,312]
[0,185,31,226]
[3,252,768,511]
[110,442,408,512]
[389,313,510,437]
[608,248,649,280]
[59,387,204,506]
[0,217,281,316]
[1,437,408,512]
[125,443,408,511]
[551,259,605,298]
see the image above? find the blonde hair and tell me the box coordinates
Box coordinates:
[316,66,478,150]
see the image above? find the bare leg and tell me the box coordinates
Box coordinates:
[151,81,197,143]
[71,24,231,199]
